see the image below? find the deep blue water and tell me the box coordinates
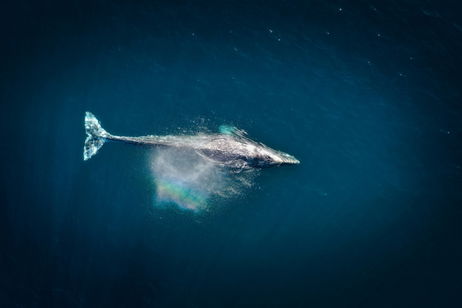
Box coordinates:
[1,1,462,307]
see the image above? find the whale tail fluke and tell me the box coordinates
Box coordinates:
[83,112,109,161]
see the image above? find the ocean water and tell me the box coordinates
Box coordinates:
[1,1,462,307]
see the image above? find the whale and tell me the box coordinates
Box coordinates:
[83,112,300,169]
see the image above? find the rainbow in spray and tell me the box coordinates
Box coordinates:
[150,147,223,212]
[150,147,256,212]
[155,177,208,211]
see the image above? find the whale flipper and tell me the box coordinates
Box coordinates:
[218,125,248,137]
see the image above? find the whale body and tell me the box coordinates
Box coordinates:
[83,112,300,169]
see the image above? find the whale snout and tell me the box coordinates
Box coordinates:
[268,150,300,165]
[280,153,300,165]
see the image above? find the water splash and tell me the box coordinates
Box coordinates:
[150,147,257,212]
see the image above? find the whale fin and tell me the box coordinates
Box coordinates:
[219,125,248,137]
[83,112,108,161]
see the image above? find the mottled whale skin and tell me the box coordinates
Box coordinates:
[83,112,300,169]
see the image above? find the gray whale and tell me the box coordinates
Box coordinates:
[83,112,300,169]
